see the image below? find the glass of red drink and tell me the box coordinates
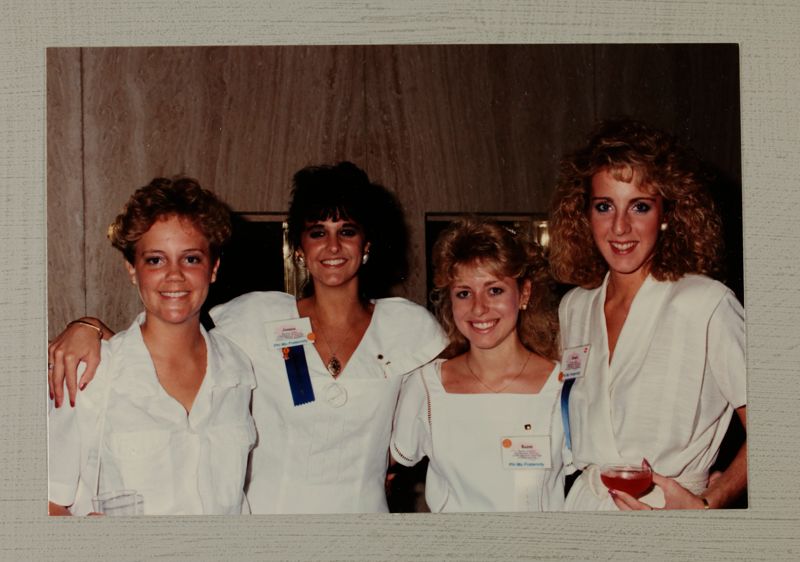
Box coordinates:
[600,462,653,498]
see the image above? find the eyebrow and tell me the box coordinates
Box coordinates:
[305,221,361,229]
[139,248,208,254]
[452,279,505,289]
[590,196,658,203]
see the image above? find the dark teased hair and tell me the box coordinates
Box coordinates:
[548,118,724,288]
[108,177,232,264]
[430,216,560,361]
[286,161,409,299]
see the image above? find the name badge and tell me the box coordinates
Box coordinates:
[265,317,314,349]
[560,344,590,381]
[500,435,551,469]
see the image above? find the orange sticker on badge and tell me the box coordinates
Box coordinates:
[307,332,316,342]
[502,438,513,448]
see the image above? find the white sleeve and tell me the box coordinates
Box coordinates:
[390,369,432,467]
[209,291,294,361]
[380,299,448,377]
[48,346,120,515]
[707,291,746,408]
[47,394,81,508]
[47,358,106,511]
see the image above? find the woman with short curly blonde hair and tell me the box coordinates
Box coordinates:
[391,216,566,512]
[550,119,747,512]
[48,176,256,516]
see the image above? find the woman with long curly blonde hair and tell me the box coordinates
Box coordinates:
[549,118,746,511]
[391,216,566,512]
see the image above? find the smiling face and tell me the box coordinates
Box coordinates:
[449,261,531,352]
[297,219,369,291]
[589,168,664,283]
[125,214,219,329]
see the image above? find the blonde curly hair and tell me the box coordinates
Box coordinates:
[549,118,724,288]
[430,216,560,361]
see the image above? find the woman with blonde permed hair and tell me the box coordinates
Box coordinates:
[391,216,566,512]
[549,118,746,511]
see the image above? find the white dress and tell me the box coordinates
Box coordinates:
[209,292,448,513]
[559,274,746,510]
[48,313,258,515]
[391,359,566,512]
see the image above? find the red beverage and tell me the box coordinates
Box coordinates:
[600,466,653,498]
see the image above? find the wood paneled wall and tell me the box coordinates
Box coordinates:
[47,44,741,337]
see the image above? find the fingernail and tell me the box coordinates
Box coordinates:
[49,391,54,401]
[79,382,86,391]
[608,489,617,497]
[70,399,75,407]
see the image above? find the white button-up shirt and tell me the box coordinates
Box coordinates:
[48,313,257,515]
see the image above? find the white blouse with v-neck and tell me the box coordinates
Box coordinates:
[209,291,447,513]
[559,273,746,510]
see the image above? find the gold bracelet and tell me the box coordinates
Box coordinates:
[67,319,103,340]
[700,496,711,509]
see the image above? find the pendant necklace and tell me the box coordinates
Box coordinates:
[312,313,353,379]
[465,350,531,393]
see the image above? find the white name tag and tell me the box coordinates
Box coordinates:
[265,317,314,349]
[560,344,590,381]
[500,435,551,469]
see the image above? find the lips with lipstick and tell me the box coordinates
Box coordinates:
[470,319,498,332]
[609,241,638,254]
[160,291,189,298]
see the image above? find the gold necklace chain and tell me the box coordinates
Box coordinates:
[465,350,532,393]
[312,308,354,378]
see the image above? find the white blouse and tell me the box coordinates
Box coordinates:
[209,292,447,513]
[48,314,257,515]
[391,359,566,512]
[559,274,746,510]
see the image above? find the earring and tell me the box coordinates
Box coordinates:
[361,253,369,265]
[660,222,668,232]
[520,302,528,311]
[295,254,306,267]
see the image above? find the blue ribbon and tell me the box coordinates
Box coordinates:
[560,377,576,451]
[283,346,315,406]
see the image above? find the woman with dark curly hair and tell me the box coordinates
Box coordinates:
[48,177,256,515]
[549,119,746,511]
[391,217,565,511]
[48,163,446,514]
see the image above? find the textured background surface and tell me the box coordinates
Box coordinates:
[2,1,799,560]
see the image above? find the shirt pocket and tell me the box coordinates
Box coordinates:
[206,417,257,511]
[105,428,173,507]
